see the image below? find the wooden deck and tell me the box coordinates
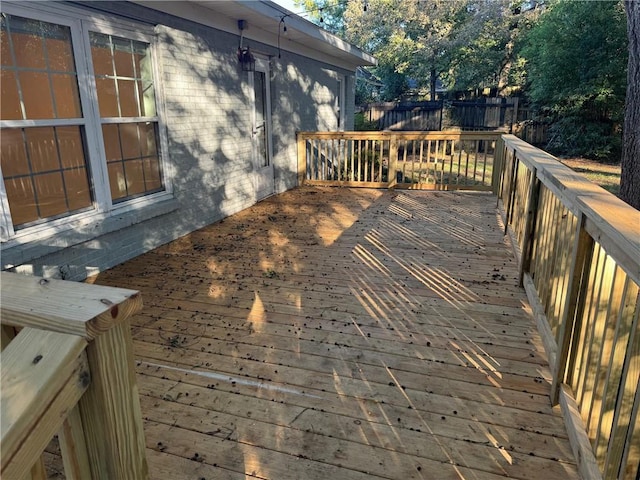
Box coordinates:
[87,186,578,479]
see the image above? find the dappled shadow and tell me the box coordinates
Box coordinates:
[3,1,346,292]
[92,186,579,479]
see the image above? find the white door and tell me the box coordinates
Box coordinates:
[250,58,274,200]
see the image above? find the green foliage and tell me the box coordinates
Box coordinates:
[294,0,347,35]
[354,112,378,130]
[520,0,627,160]
[547,117,622,161]
[446,1,534,94]
[342,0,535,100]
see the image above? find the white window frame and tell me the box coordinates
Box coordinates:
[0,2,172,245]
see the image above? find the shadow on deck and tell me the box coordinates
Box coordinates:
[91,186,577,479]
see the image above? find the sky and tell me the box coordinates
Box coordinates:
[272,0,306,15]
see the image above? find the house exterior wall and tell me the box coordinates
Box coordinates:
[1,1,357,280]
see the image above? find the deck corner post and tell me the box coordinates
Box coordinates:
[492,135,505,196]
[388,133,398,188]
[551,212,594,405]
[78,319,149,480]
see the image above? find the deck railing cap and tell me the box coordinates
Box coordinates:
[0,272,142,340]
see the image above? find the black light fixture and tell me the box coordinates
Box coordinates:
[237,46,255,71]
[237,19,255,71]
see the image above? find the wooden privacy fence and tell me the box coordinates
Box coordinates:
[496,135,640,480]
[361,101,443,131]
[297,131,502,191]
[0,273,148,479]
[360,98,519,132]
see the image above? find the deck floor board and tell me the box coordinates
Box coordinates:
[88,187,577,479]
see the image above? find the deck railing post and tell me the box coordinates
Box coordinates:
[0,273,147,480]
[503,152,518,236]
[492,135,505,196]
[388,133,398,188]
[78,319,148,479]
[551,213,594,405]
[297,132,307,186]
[518,169,541,286]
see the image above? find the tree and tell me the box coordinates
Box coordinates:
[520,0,628,161]
[294,0,347,35]
[344,0,481,100]
[343,0,536,101]
[621,0,640,209]
[446,1,540,95]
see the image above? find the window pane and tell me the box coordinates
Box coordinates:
[19,71,54,119]
[1,22,12,66]
[46,33,74,72]
[143,157,162,191]
[91,32,155,119]
[0,70,22,120]
[64,168,92,210]
[57,126,85,169]
[11,24,46,69]
[119,123,140,159]
[33,172,67,218]
[89,30,163,203]
[102,124,122,161]
[0,128,29,177]
[107,162,126,200]
[139,122,157,156]
[26,127,59,173]
[118,79,138,117]
[139,80,156,117]
[90,33,114,76]
[2,127,94,228]
[105,122,163,202]
[95,78,119,117]
[124,159,145,195]
[51,74,81,118]
[1,15,81,121]
[113,37,134,77]
[4,176,38,225]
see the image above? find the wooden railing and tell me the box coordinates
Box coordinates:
[496,135,640,480]
[297,131,502,190]
[1,273,148,479]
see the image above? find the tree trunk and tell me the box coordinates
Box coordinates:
[430,68,437,101]
[621,0,640,209]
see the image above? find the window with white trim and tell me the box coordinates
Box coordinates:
[0,5,168,241]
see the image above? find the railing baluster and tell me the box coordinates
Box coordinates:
[59,405,92,480]
[596,282,638,467]
[552,213,594,403]
[518,168,539,286]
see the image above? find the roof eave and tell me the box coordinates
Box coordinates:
[132,0,376,70]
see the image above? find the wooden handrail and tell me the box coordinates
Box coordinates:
[498,135,639,284]
[496,134,640,480]
[1,328,89,479]
[0,272,142,339]
[297,130,503,191]
[0,273,148,479]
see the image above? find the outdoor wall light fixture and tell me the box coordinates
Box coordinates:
[237,19,255,71]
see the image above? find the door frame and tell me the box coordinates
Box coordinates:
[249,56,274,200]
